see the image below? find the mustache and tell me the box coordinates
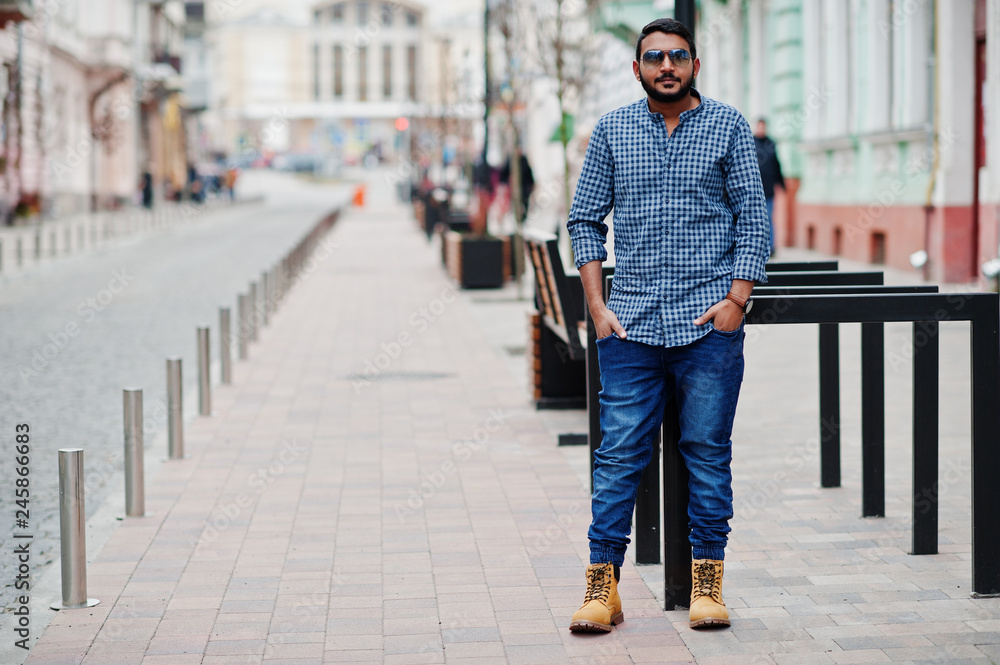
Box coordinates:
[657,75,681,83]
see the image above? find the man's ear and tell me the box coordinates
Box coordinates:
[693,57,701,80]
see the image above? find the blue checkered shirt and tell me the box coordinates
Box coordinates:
[568,92,770,348]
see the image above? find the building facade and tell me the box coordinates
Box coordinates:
[694,0,1000,284]
[201,0,484,171]
[0,0,193,223]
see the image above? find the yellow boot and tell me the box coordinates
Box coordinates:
[568,563,624,632]
[689,559,730,629]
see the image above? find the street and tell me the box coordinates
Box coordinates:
[0,171,350,616]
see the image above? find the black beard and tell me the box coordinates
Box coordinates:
[640,72,693,104]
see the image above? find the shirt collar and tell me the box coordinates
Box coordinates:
[643,88,705,124]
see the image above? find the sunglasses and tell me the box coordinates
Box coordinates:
[640,48,692,68]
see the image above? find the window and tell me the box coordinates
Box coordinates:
[358,1,368,26]
[406,45,417,101]
[313,9,322,24]
[358,46,368,101]
[380,3,393,26]
[333,45,343,98]
[406,11,418,27]
[871,232,886,265]
[313,43,320,99]
[332,4,343,23]
[383,45,392,98]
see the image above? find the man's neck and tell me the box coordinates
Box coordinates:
[647,90,700,121]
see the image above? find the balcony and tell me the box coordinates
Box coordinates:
[0,0,32,28]
[154,49,182,75]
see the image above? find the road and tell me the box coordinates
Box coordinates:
[0,170,352,619]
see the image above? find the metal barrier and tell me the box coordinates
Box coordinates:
[649,291,1000,608]
[50,449,99,610]
[197,327,211,416]
[123,389,148,517]
[220,308,232,384]
[167,358,184,459]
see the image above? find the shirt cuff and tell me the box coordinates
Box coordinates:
[568,226,608,268]
[571,242,608,269]
[733,256,768,284]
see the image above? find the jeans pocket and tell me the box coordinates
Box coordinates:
[596,332,618,343]
[711,323,742,337]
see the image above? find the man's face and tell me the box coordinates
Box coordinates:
[633,32,700,104]
[755,120,767,137]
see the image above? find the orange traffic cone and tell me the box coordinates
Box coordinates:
[352,184,366,207]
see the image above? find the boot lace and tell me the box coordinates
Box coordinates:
[692,561,723,603]
[583,565,612,604]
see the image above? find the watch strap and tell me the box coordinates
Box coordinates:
[725,292,748,311]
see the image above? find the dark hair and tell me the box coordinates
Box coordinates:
[635,18,697,62]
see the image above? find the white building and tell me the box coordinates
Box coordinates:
[0,0,190,221]
[201,0,484,169]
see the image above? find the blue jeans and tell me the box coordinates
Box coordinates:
[589,326,745,565]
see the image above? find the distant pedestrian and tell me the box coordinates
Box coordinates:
[223,167,239,201]
[141,171,153,209]
[753,118,785,254]
[499,153,534,223]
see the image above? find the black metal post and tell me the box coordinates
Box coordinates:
[482,0,491,163]
[662,399,691,610]
[912,321,939,555]
[818,324,841,487]
[970,298,1000,596]
[861,322,885,517]
[586,305,601,493]
[635,435,661,565]
[674,0,696,33]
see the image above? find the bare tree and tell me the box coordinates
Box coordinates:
[530,0,601,234]
[493,0,530,296]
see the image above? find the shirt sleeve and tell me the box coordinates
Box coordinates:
[723,117,771,284]
[567,120,614,268]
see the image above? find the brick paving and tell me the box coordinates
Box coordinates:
[21,173,1000,664]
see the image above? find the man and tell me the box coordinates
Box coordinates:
[499,152,535,223]
[754,118,785,254]
[566,18,769,632]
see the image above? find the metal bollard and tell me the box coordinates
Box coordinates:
[220,308,232,384]
[237,294,248,360]
[261,270,270,325]
[249,281,259,341]
[123,389,148,517]
[197,327,211,416]
[50,449,100,610]
[167,357,184,458]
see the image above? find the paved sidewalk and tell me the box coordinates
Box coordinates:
[21,171,1000,664]
[22,176,689,664]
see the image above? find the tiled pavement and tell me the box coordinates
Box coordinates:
[22,172,1000,664]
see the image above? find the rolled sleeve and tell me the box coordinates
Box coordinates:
[568,122,614,269]
[724,118,771,284]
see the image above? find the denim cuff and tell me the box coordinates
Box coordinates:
[692,543,726,561]
[590,545,626,568]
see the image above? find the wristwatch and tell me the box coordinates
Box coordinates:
[725,292,753,314]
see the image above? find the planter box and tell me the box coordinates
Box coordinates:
[444,231,505,289]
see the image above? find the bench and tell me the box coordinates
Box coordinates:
[523,229,594,410]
